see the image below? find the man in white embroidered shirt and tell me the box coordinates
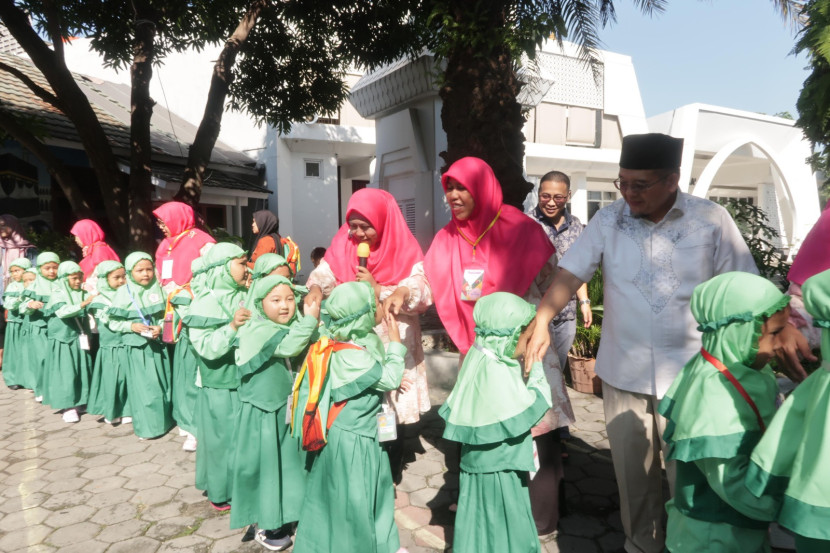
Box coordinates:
[525,133,811,553]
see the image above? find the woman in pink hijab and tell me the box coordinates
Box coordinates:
[424,157,569,534]
[0,214,36,288]
[305,187,433,481]
[153,202,215,293]
[70,219,120,283]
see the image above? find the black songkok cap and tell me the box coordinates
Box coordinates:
[619,133,683,170]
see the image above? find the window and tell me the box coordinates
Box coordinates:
[587,190,617,220]
[304,160,322,178]
[710,196,754,205]
[397,198,417,236]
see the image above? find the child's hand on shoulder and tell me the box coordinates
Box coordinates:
[81,294,96,308]
[303,298,320,321]
[385,311,401,343]
[230,308,252,330]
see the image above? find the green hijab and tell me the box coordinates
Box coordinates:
[660,272,788,462]
[236,275,303,368]
[252,253,289,280]
[440,292,551,445]
[24,251,60,302]
[49,261,85,308]
[184,242,247,327]
[804,269,830,364]
[89,260,124,309]
[189,256,207,296]
[109,252,165,322]
[323,281,382,359]
[3,258,32,297]
[9,258,32,271]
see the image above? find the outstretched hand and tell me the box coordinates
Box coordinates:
[385,311,401,343]
[774,323,813,383]
[304,298,320,320]
[524,318,550,375]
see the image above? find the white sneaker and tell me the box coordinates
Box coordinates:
[254,528,292,551]
[35,395,43,403]
[182,434,198,452]
[121,417,132,424]
[178,427,188,437]
[62,409,80,423]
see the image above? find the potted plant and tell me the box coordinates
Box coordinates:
[568,268,603,395]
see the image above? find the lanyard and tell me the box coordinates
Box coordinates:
[700,348,766,432]
[455,208,501,257]
[166,230,192,255]
[125,283,151,326]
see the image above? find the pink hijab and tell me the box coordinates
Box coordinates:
[424,157,555,353]
[0,214,35,285]
[70,219,120,279]
[788,201,830,286]
[153,202,215,287]
[324,188,424,285]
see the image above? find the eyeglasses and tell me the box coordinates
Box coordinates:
[613,174,669,193]
[539,193,569,203]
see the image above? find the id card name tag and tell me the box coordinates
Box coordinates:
[79,333,90,351]
[161,259,174,280]
[285,393,294,425]
[460,268,485,302]
[140,329,154,339]
[377,406,397,442]
[529,439,540,480]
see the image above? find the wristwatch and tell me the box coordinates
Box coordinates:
[579,299,591,305]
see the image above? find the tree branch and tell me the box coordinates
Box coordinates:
[41,0,65,60]
[0,62,64,112]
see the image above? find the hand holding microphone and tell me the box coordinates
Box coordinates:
[357,242,370,268]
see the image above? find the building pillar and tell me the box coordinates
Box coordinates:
[571,171,588,222]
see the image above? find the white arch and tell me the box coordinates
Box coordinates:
[692,137,796,242]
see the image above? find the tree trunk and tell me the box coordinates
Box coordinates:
[129,4,158,252]
[0,106,94,217]
[174,0,269,206]
[0,0,129,247]
[438,6,531,209]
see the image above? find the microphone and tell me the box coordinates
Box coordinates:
[357,242,370,268]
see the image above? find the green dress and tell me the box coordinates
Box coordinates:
[20,252,60,397]
[107,252,174,439]
[292,281,407,553]
[230,275,318,531]
[183,243,248,504]
[2,262,29,387]
[439,292,551,553]
[170,292,199,435]
[42,261,92,410]
[658,272,790,553]
[746,269,830,551]
[87,261,130,420]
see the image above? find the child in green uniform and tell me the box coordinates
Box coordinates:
[43,261,94,422]
[230,275,320,550]
[440,292,551,553]
[107,252,174,439]
[86,261,131,425]
[658,272,790,552]
[20,252,60,401]
[170,261,198,452]
[2,258,32,389]
[292,281,407,553]
[182,243,250,510]
[746,268,830,552]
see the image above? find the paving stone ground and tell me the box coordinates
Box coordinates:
[0,371,626,553]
